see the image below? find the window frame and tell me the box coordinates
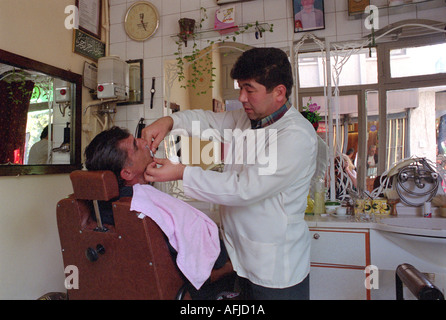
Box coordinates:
[296,34,446,193]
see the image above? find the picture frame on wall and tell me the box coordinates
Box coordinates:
[348,0,370,15]
[293,0,325,33]
[76,0,102,39]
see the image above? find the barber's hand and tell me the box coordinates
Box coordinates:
[141,117,174,154]
[144,157,186,183]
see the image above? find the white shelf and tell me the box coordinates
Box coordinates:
[172,22,271,43]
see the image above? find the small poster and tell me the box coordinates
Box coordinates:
[214,6,236,31]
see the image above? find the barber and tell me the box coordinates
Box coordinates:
[142,47,317,299]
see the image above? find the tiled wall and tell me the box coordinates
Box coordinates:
[108,0,446,132]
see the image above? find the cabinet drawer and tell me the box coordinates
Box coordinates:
[310,228,369,267]
[310,267,368,300]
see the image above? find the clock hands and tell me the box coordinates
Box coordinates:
[139,13,147,30]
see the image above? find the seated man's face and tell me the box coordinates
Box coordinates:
[118,135,154,185]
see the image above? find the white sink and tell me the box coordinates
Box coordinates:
[378,217,446,238]
[376,217,446,270]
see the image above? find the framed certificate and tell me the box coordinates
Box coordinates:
[348,0,370,15]
[76,0,102,39]
[73,29,105,61]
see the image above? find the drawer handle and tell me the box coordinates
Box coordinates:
[313,233,320,240]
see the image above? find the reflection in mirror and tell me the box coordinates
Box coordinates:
[164,42,252,170]
[118,59,143,106]
[0,49,82,176]
[165,42,252,113]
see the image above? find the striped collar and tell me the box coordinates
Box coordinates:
[250,100,292,129]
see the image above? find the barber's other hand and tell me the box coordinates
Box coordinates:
[144,157,185,183]
[141,116,174,154]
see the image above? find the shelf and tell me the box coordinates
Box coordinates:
[172,22,271,43]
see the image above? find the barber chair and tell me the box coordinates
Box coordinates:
[56,170,234,300]
[396,264,444,300]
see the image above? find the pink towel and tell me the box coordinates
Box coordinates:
[130,184,220,289]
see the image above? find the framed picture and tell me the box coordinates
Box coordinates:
[73,29,105,61]
[76,0,102,39]
[348,0,370,15]
[293,0,325,33]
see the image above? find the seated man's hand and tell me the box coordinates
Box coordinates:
[144,157,186,183]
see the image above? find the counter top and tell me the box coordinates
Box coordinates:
[305,214,446,238]
[186,200,446,238]
[305,214,370,229]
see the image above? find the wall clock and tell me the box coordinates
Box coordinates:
[124,1,159,41]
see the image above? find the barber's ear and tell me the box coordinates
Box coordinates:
[273,84,287,102]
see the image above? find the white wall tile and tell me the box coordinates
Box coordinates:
[162,13,181,36]
[144,36,163,58]
[110,0,126,5]
[242,0,264,24]
[162,0,181,16]
[109,42,127,59]
[109,4,126,25]
[107,0,444,131]
[264,18,289,44]
[144,57,163,78]
[324,0,336,13]
[110,23,126,44]
[126,41,144,60]
[264,0,288,20]
[181,0,201,12]
[417,6,446,21]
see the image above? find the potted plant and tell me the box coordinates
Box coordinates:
[178,18,196,47]
[301,98,322,130]
[174,7,274,95]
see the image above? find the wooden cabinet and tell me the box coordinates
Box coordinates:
[309,228,371,300]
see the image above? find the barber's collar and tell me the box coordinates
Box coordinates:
[250,100,292,129]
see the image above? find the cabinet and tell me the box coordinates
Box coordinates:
[309,228,371,300]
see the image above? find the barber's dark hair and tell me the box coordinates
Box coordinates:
[84,126,130,185]
[230,47,294,99]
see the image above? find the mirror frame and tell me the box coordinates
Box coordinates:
[117,59,143,106]
[0,49,82,176]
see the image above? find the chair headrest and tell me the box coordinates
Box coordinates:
[70,170,120,201]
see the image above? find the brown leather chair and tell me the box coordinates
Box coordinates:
[57,170,233,300]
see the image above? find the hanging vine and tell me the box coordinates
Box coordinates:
[175,7,273,95]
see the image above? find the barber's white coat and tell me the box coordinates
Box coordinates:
[171,106,317,288]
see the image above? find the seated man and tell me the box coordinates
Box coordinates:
[84,126,153,224]
[84,126,232,298]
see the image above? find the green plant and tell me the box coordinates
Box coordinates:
[302,98,322,123]
[2,69,37,104]
[174,7,274,95]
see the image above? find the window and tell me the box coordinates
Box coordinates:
[390,43,446,78]
[297,48,377,88]
[297,37,446,194]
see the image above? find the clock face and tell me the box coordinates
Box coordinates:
[124,1,159,41]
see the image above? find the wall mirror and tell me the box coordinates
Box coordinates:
[165,42,252,113]
[164,42,252,169]
[0,49,82,176]
[118,59,143,106]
